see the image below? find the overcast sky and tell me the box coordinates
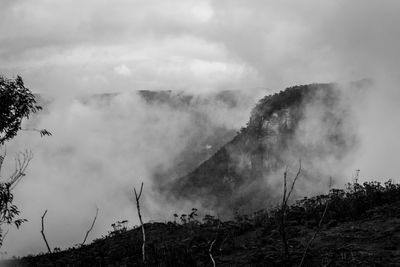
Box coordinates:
[2,0,400,258]
[1,0,399,96]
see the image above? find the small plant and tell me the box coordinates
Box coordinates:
[111,220,128,233]
[203,215,220,226]
[180,214,187,224]
[188,208,198,223]
[175,208,201,225]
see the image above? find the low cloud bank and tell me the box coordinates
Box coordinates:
[1,90,262,257]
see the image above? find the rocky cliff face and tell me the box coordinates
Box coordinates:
[168,83,358,214]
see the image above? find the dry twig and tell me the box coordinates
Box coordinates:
[9,150,33,190]
[134,182,146,263]
[298,200,329,267]
[0,229,9,247]
[0,146,6,174]
[209,239,217,267]
[280,160,302,261]
[209,220,222,266]
[81,207,99,245]
[285,160,302,206]
[40,210,52,254]
[299,177,332,267]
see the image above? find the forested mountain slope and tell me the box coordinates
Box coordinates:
[168,83,357,214]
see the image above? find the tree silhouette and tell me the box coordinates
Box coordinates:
[0,75,49,247]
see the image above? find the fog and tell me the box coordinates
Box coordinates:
[1,90,262,256]
[1,0,400,258]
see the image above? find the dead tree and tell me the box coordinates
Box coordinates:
[134,182,146,263]
[209,221,221,267]
[40,210,52,254]
[298,177,332,267]
[298,200,328,267]
[81,207,99,246]
[209,239,216,267]
[39,206,99,254]
[279,160,301,261]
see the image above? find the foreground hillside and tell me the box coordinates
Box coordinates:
[3,180,400,266]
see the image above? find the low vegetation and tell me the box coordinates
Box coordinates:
[4,179,400,266]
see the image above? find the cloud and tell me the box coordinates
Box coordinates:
[1,90,260,257]
[1,0,400,258]
[1,0,398,96]
[114,64,131,76]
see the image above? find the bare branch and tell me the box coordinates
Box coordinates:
[9,150,33,190]
[209,239,216,267]
[20,128,52,137]
[299,200,329,267]
[134,182,146,263]
[0,228,9,247]
[280,160,302,261]
[134,182,144,201]
[209,221,221,267]
[299,177,331,267]
[285,159,302,205]
[40,210,52,254]
[282,165,288,207]
[81,207,99,246]
[280,166,289,259]
[219,235,229,252]
[0,146,6,174]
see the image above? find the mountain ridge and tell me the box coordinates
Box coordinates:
[166,83,357,214]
